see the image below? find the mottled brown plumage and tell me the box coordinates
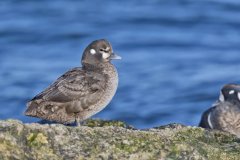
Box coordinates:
[25,39,121,125]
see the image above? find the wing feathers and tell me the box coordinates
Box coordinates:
[25,67,106,123]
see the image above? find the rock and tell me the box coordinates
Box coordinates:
[0,119,239,160]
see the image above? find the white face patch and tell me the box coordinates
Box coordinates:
[237,92,240,101]
[219,91,224,102]
[90,49,96,55]
[102,52,110,59]
[229,90,235,95]
[105,47,110,51]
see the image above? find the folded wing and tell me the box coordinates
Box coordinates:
[25,67,106,123]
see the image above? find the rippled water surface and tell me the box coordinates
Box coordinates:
[1,0,240,128]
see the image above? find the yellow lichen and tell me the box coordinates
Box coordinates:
[27,133,48,147]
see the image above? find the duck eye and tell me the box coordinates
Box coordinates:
[99,48,105,52]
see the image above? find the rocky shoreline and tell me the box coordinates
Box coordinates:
[0,119,239,160]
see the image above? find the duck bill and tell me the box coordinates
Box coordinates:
[110,53,122,60]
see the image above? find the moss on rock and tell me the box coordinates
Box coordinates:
[27,132,48,147]
[0,119,239,160]
[83,119,135,129]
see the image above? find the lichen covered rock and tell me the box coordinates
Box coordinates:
[0,119,239,160]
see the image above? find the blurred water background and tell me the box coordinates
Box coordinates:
[1,0,240,128]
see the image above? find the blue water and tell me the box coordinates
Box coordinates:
[1,0,240,128]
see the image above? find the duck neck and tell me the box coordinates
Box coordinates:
[82,62,114,73]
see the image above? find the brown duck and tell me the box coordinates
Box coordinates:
[25,39,121,125]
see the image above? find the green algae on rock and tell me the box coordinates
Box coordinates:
[83,119,135,129]
[0,119,239,160]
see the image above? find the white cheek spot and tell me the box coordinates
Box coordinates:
[90,49,96,55]
[219,91,224,102]
[102,53,110,59]
[229,90,235,95]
